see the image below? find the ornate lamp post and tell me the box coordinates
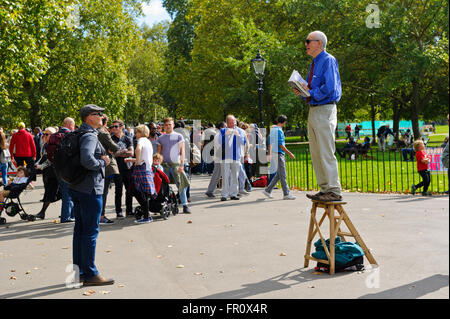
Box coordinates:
[251,50,266,127]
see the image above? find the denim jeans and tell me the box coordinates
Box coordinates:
[58,178,74,222]
[69,189,102,278]
[0,162,7,186]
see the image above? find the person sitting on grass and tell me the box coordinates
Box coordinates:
[337,137,356,160]
[411,139,432,196]
[0,166,29,212]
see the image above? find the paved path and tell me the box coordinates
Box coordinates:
[0,176,448,299]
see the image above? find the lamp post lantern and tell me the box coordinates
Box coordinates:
[251,50,266,127]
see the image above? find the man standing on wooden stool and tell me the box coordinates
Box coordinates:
[292,30,342,202]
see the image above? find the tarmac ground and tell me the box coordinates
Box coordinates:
[0,175,448,299]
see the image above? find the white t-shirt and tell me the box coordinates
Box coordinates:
[12,176,28,184]
[137,137,153,170]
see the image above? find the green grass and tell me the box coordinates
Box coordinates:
[435,124,449,135]
[279,129,449,193]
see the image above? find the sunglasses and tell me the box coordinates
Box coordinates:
[111,125,122,129]
[90,112,103,117]
[43,133,51,136]
[305,39,320,44]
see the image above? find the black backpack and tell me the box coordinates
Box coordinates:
[53,129,91,185]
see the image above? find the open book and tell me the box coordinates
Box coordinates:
[288,70,310,97]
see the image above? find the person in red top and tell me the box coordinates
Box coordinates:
[411,139,432,196]
[345,124,351,140]
[9,122,37,179]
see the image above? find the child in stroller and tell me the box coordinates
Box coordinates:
[134,153,179,220]
[0,166,36,225]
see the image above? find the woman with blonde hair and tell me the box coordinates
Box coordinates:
[125,124,156,224]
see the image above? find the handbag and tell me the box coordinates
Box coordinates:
[0,148,11,164]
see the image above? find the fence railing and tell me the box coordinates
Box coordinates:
[283,148,449,194]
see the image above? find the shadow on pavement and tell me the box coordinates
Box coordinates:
[0,214,173,241]
[0,283,69,299]
[359,274,449,299]
[201,268,352,299]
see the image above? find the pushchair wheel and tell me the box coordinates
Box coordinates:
[172,205,179,216]
[27,215,36,222]
[160,205,170,220]
[0,217,6,225]
[134,206,143,220]
[20,213,29,221]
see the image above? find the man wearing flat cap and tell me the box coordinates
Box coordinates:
[68,104,114,286]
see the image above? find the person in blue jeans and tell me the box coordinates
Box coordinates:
[68,104,114,287]
[0,127,8,186]
[263,115,296,200]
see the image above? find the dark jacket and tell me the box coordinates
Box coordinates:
[97,127,119,177]
[68,123,106,195]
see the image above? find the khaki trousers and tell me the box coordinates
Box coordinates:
[308,104,342,196]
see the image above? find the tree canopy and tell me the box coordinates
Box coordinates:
[1,0,448,137]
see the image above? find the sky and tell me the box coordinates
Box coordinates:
[136,0,172,27]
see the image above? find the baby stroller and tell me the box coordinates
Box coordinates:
[0,171,37,225]
[134,167,179,220]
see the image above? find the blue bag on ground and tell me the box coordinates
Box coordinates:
[312,237,364,268]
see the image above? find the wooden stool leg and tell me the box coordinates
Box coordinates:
[304,204,317,268]
[341,209,378,266]
[328,205,336,274]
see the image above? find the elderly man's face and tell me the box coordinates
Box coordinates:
[305,33,322,57]
[226,117,236,128]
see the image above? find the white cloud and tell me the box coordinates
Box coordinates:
[137,0,172,27]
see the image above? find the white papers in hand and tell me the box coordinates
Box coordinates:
[288,70,310,97]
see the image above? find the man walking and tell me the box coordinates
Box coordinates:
[262,115,296,200]
[69,104,114,286]
[292,30,342,202]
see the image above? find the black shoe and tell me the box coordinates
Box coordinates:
[183,205,191,214]
[221,197,227,201]
[116,212,125,219]
[205,192,215,198]
[35,212,45,220]
[126,211,135,217]
[230,196,240,200]
[99,216,114,225]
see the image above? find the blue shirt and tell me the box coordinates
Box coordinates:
[305,50,341,105]
[269,126,285,155]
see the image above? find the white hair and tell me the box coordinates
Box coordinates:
[310,31,327,49]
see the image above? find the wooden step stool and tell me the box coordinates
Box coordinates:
[304,200,377,274]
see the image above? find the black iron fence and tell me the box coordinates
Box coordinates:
[283,148,449,194]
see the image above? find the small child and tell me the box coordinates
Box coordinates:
[152,153,164,171]
[411,140,432,196]
[0,166,29,211]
